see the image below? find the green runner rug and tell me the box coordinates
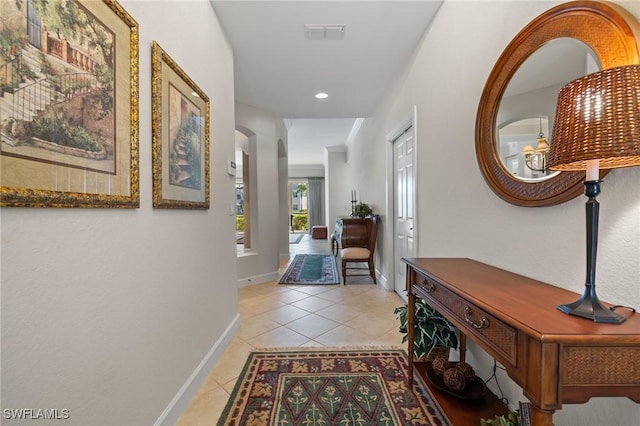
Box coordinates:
[278,254,340,285]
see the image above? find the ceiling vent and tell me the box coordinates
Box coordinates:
[305,24,345,40]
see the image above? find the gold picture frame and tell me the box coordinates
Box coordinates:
[151,41,210,209]
[0,0,139,208]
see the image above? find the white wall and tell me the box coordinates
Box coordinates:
[325,148,352,227]
[235,103,286,284]
[345,116,389,285]
[278,144,290,257]
[348,1,640,425]
[1,1,238,425]
[289,164,325,178]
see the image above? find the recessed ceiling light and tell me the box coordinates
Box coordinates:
[315,92,329,99]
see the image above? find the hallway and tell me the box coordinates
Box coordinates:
[178,234,405,424]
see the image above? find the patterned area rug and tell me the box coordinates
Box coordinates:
[217,349,448,426]
[279,254,340,285]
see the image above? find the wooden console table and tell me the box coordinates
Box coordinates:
[403,257,640,425]
[330,217,371,256]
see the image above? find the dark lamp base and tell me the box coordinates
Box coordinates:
[557,286,625,324]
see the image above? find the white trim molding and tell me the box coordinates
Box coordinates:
[154,314,240,425]
[237,271,281,288]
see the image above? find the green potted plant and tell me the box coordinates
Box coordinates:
[480,410,520,426]
[353,202,372,218]
[394,297,458,359]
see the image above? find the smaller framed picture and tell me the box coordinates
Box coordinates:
[151,41,210,209]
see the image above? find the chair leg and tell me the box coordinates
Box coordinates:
[342,260,347,285]
[369,260,377,284]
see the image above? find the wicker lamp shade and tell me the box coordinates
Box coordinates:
[548,65,640,171]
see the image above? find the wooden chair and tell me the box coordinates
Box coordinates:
[340,215,379,284]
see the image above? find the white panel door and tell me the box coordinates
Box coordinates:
[394,129,415,298]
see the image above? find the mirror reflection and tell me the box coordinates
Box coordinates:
[496,38,600,181]
[499,117,551,179]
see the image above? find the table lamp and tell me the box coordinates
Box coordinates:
[548,64,640,324]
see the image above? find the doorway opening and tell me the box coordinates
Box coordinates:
[289,180,308,243]
[236,130,251,256]
[287,177,326,244]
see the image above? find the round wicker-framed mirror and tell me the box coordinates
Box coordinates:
[475,1,640,207]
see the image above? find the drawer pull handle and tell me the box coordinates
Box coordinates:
[420,280,435,292]
[464,307,489,329]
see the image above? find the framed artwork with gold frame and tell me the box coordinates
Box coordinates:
[0,0,139,208]
[151,41,210,209]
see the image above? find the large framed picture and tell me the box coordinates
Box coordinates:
[151,41,210,209]
[0,0,139,208]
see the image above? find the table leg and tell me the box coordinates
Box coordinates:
[408,292,415,388]
[530,405,555,426]
[459,333,466,364]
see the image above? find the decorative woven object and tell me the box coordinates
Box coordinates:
[431,356,450,377]
[548,65,640,171]
[443,367,466,391]
[426,345,450,362]
[455,361,476,381]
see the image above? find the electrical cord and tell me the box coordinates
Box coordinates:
[609,305,636,314]
[483,359,509,406]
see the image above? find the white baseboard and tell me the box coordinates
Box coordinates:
[154,314,240,426]
[237,271,280,288]
[376,270,392,291]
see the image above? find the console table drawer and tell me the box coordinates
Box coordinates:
[413,274,517,365]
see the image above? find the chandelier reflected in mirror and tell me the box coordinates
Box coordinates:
[521,118,550,172]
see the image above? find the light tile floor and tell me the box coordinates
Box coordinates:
[177,233,406,425]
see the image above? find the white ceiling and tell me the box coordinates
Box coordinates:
[211,0,443,166]
[286,118,361,164]
[504,38,599,98]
